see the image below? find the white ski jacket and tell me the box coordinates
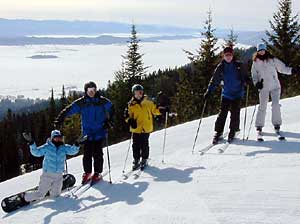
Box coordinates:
[251,58,292,91]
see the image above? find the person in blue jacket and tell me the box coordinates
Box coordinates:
[204,46,251,144]
[22,130,80,202]
[55,81,113,184]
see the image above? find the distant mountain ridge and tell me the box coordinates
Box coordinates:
[0,18,266,45]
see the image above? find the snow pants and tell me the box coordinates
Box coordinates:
[255,88,282,128]
[83,140,104,174]
[214,97,241,134]
[24,172,63,202]
[132,133,150,161]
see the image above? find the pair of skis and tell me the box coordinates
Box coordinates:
[67,171,108,199]
[198,132,240,155]
[122,163,148,180]
[257,130,286,142]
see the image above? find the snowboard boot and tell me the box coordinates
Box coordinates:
[19,192,30,205]
[132,159,140,171]
[81,172,92,184]
[91,173,102,185]
[140,159,148,170]
[212,132,223,145]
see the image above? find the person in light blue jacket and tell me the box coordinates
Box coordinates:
[22,130,82,202]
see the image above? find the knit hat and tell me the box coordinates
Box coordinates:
[51,130,62,139]
[257,43,267,52]
[223,46,234,54]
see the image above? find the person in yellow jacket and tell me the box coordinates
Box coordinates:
[125,84,167,170]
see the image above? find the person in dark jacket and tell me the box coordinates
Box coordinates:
[204,46,251,144]
[55,81,113,184]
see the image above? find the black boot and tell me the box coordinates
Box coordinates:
[132,159,140,171]
[274,125,280,131]
[228,130,236,143]
[212,132,223,144]
[140,159,147,170]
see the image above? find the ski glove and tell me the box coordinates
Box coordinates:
[255,79,264,90]
[22,132,34,145]
[128,118,137,129]
[292,66,300,75]
[74,135,88,147]
[103,119,114,130]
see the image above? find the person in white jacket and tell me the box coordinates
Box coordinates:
[251,43,300,133]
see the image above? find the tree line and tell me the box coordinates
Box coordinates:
[0,0,299,182]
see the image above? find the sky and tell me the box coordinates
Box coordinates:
[0,0,300,31]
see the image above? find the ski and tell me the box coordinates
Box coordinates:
[218,131,240,153]
[133,164,147,179]
[69,171,108,199]
[122,166,140,180]
[198,132,228,155]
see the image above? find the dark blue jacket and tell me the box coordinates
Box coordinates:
[57,93,113,141]
[208,60,250,100]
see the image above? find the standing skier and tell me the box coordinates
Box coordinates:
[251,43,300,138]
[124,84,166,170]
[55,81,113,184]
[22,130,81,203]
[204,46,251,144]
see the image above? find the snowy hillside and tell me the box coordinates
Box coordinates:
[1,96,300,224]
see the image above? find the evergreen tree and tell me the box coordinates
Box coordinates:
[264,0,300,96]
[225,28,238,48]
[122,24,149,86]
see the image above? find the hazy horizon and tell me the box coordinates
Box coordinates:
[1,0,299,31]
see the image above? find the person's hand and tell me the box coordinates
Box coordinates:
[22,132,34,145]
[74,135,88,147]
[103,120,114,130]
[128,118,137,129]
[255,79,264,90]
[292,66,300,75]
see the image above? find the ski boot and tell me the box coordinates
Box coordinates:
[274,125,280,131]
[81,172,92,184]
[132,159,140,171]
[212,132,223,145]
[228,130,236,143]
[140,159,148,170]
[91,173,102,185]
[256,127,264,142]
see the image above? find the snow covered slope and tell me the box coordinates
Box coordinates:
[1,96,300,224]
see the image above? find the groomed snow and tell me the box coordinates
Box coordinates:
[1,96,300,224]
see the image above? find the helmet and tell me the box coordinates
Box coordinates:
[131,84,144,94]
[84,81,97,93]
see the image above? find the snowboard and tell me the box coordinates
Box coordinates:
[1,173,76,213]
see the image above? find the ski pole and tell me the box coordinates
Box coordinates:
[243,85,250,141]
[105,133,112,184]
[246,102,258,140]
[162,111,169,163]
[192,100,207,154]
[122,132,133,173]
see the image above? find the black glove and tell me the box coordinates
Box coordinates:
[292,66,300,75]
[103,119,114,130]
[22,132,34,145]
[74,135,88,147]
[203,90,211,101]
[128,118,137,129]
[255,79,264,90]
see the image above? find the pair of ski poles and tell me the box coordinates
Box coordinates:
[191,85,257,152]
[122,111,171,173]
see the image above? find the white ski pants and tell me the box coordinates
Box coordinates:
[255,88,282,128]
[25,172,63,202]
